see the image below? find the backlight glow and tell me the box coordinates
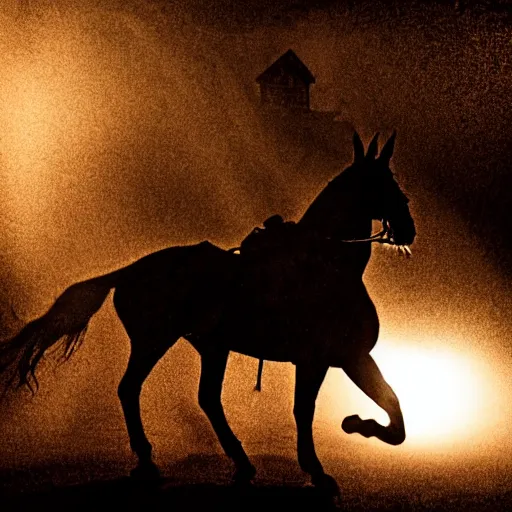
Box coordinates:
[372,342,486,444]
[322,338,498,450]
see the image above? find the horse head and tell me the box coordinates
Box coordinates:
[352,131,416,247]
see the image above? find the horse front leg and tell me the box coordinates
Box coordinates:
[198,348,256,483]
[294,363,338,495]
[341,353,406,446]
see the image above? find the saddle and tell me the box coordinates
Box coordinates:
[235,215,302,391]
[235,215,307,307]
[238,214,299,260]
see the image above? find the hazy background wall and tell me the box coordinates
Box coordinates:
[0,0,510,487]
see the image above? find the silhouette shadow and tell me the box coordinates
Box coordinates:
[1,454,340,512]
[2,480,344,512]
[0,132,415,497]
[2,453,512,511]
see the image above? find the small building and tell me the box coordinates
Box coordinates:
[256,49,315,111]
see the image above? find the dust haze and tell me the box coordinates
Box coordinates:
[0,0,510,496]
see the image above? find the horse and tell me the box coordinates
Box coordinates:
[0,131,416,494]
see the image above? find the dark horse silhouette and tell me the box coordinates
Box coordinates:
[0,131,415,494]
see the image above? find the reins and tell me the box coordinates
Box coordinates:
[228,224,392,255]
[334,225,390,244]
[329,223,412,255]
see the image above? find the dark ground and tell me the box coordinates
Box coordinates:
[1,454,511,511]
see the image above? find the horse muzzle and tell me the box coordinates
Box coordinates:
[386,217,416,247]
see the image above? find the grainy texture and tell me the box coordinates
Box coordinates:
[0,1,510,509]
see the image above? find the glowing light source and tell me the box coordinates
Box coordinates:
[322,338,495,449]
[372,342,487,445]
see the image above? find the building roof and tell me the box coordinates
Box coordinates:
[256,49,316,85]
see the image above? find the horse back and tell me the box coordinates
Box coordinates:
[113,241,238,337]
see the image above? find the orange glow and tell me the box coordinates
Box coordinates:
[3,70,56,221]
[322,337,500,450]
[372,341,489,444]
[0,5,510,495]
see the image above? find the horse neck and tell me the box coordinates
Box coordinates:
[298,174,372,241]
[297,173,373,273]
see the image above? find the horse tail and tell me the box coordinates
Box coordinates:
[0,270,123,395]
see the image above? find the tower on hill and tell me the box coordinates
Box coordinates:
[256,50,315,111]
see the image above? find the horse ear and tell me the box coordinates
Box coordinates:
[365,132,380,160]
[379,130,397,165]
[352,132,365,164]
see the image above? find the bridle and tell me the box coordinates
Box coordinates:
[335,220,412,256]
[335,222,390,244]
[229,219,411,256]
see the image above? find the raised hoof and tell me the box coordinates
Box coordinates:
[385,426,406,446]
[341,414,362,434]
[311,473,340,497]
[130,461,161,481]
[232,463,257,485]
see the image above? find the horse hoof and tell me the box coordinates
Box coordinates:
[233,463,257,485]
[130,462,161,481]
[341,414,362,434]
[311,473,340,497]
[384,425,406,446]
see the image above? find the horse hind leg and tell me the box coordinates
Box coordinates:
[341,353,406,446]
[117,331,177,479]
[196,346,256,483]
